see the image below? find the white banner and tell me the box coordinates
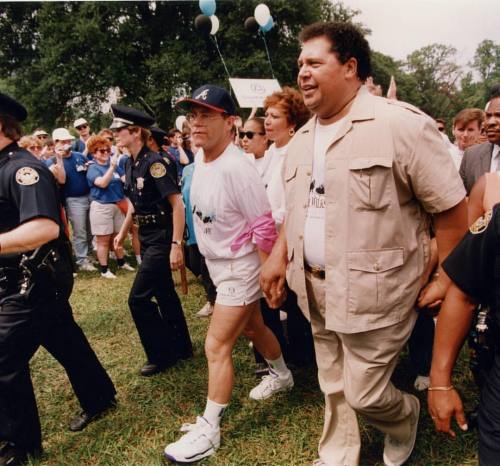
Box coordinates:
[229,78,281,108]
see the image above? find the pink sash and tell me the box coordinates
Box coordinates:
[230,211,277,254]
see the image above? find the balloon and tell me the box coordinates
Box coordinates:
[199,0,216,16]
[260,15,274,33]
[175,115,187,132]
[244,16,259,34]
[210,15,219,35]
[194,14,212,35]
[254,3,271,27]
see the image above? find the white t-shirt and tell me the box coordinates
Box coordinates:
[265,142,289,227]
[190,143,271,260]
[303,118,345,268]
[247,151,274,188]
[448,144,464,171]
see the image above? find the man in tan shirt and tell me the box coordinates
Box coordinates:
[261,22,467,466]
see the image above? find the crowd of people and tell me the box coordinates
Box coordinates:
[1,18,500,466]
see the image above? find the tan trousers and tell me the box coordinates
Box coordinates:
[306,272,418,466]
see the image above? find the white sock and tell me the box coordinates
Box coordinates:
[203,398,228,427]
[266,354,289,377]
[136,255,142,265]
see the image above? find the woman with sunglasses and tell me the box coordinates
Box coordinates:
[86,135,134,278]
[239,117,273,186]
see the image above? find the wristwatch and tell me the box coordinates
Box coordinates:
[172,240,183,246]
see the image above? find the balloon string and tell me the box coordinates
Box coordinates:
[211,35,231,83]
[259,31,276,79]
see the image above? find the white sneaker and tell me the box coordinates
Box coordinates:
[383,394,420,466]
[164,416,220,463]
[414,375,430,391]
[249,370,294,400]
[119,263,135,272]
[79,261,97,272]
[101,270,117,279]
[196,302,214,318]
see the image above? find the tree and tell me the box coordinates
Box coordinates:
[0,0,361,130]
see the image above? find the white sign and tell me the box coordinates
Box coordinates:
[229,78,281,108]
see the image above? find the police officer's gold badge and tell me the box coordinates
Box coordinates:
[15,167,39,185]
[150,162,166,178]
[470,209,492,235]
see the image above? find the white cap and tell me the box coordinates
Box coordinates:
[52,127,75,141]
[33,130,48,137]
[74,117,88,128]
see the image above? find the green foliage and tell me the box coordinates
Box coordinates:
[0,0,359,130]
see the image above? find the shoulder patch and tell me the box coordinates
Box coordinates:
[15,166,40,186]
[150,162,166,178]
[470,209,493,235]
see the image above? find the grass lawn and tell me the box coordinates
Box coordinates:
[26,268,479,466]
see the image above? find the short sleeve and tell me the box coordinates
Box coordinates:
[9,162,61,225]
[406,118,466,214]
[86,164,100,187]
[149,157,179,198]
[443,208,499,302]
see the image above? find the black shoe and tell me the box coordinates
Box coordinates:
[68,400,117,432]
[0,443,33,466]
[140,362,170,377]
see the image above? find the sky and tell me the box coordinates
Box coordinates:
[344,0,500,67]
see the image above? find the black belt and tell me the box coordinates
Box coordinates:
[304,263,325,280]
[133,212,166,227]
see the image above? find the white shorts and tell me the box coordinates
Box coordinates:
[89,201,125,236]
[206,252,262,307]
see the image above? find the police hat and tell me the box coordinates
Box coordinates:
[150,126,168,148]
[0,92,28,122]
[176,85,237,116]
[110,104,155,130]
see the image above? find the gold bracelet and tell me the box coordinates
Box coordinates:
[428,385,453,391]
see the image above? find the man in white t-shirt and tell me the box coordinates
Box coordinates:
[164,85,293,464]
[261,22,467,466]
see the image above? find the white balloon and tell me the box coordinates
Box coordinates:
[175,115,186,132]
[254,3,271,27]
[210,15,219,35]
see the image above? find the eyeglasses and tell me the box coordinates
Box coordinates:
[238,131,265,140]
[185,112,224,124]
[95,148,111,154]
[29,145,42,151]
[76,124,88,130]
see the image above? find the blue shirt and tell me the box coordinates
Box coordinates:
[45,151,90,198]
[87,162,125,204]
[181,163,196,246]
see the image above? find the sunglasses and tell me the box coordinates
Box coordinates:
[238,130,265,140]
[95,148,112,154]
[437,127,445,132]
[76,124,88,130]
[29,145,42,151]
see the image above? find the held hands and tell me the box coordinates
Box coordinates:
[260,257,287,309]
[428,389,468,438]
[418,276,447,309]
[170,244,183,271]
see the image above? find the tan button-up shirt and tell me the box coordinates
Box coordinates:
[284,87,466,333]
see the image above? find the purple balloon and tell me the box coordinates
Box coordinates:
[244,16,259,34]
[194,14,212,35]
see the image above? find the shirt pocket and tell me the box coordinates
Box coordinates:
[347,247,404,319]
[348,157,393,211]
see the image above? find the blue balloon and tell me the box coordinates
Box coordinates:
[199,0,216,16]
[260,15,274,33]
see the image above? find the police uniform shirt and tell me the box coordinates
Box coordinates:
[442,204,500,317]
[0,142,61,265]
[124,145,179,216]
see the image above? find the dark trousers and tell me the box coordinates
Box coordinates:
[185,244,216,306]
[408,310,435,376]
[479,352,500,465]
[255,287,316,367]
[129,229,192,365]
[0,289,115,452]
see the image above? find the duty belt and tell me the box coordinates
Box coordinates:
[304,263,325,280]
[133,212,166,227]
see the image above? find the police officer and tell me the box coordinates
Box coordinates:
[0,93,116,466]
[112,105,192,377]
[428,205,500,465]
